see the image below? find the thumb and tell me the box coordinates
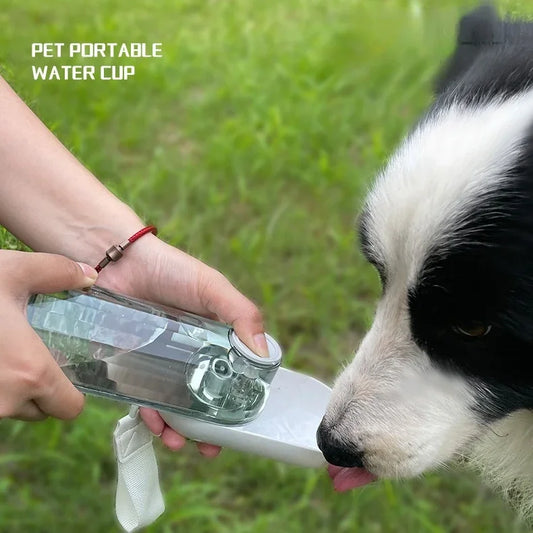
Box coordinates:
[198,268,270,357]
[6,251,98,296]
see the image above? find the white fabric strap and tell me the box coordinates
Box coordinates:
[113,406,165,532]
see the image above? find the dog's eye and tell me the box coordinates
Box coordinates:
[452,322,492,337]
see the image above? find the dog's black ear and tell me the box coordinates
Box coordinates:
[435,4,503,95]
[457,4,503,46]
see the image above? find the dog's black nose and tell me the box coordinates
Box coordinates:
[316,421,365,468]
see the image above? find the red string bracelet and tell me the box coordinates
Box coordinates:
[94,225,157,273]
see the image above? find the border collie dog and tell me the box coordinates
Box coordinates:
[317,5,533,516]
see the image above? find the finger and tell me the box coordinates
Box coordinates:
[139,407,165,436]
[21,326,86,420]
[0,313,85,420]
[198,268,269,357]
[10,400,48,422]
[197,442,222,458]
[4,251,98,297]
[160,425,187,451]
[140,409,222,455]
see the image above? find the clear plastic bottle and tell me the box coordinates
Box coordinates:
[27,287,282,425]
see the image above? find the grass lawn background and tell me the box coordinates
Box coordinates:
[1,0,533,531]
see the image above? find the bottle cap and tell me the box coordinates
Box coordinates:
[229,330,282,367]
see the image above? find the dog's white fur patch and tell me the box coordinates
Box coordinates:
[364,90,533,283]
[326,88,533,511]
[470,410,533,518]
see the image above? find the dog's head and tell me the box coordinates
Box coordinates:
[318,89,533,487]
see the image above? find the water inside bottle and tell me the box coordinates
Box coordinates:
[28,288,268,424]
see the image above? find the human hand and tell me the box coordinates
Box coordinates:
[96,235,268,456]
[0,250,98,421]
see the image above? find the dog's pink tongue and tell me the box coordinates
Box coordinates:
[327,464,377,492]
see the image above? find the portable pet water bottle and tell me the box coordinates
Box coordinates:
[27,287,331,530]
[27,287,330,465]
[28,287,331,532]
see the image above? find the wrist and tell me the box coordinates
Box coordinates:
[94,225,157,273]
[94,232,164,298]
[51,212,162,299]
[60,211,145,266]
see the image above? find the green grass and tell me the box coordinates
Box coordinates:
[1,0,533,531]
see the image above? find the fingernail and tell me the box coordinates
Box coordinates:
[76,262,98,284]
[253,333,269,358]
